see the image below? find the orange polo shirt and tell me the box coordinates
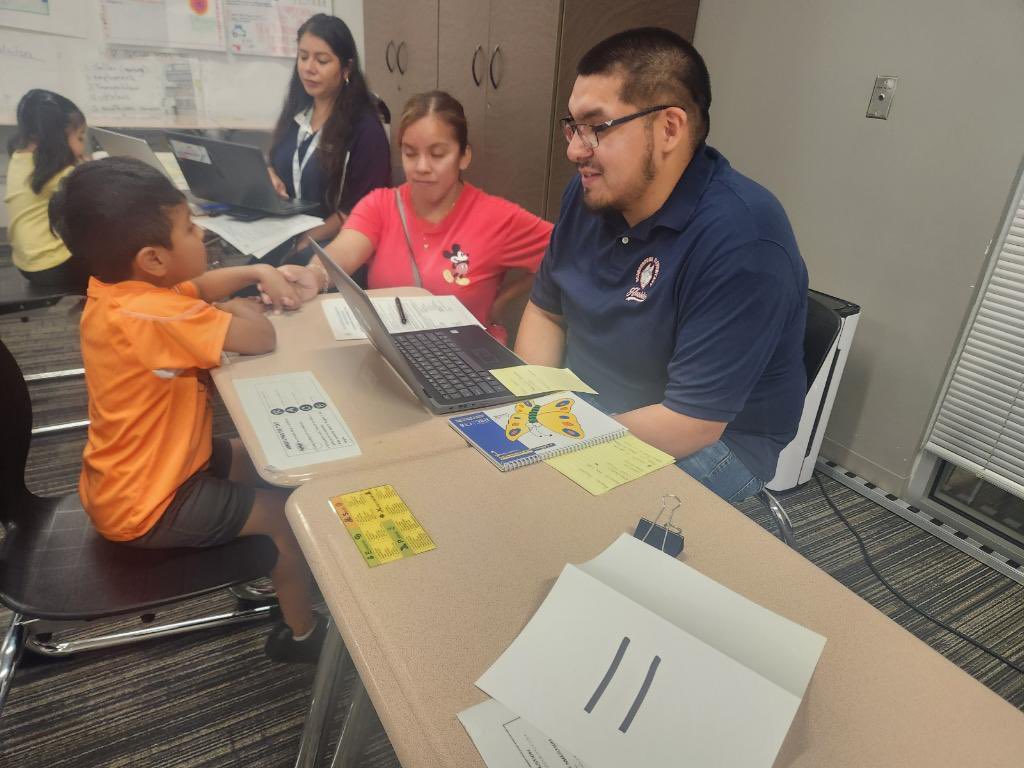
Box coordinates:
[79,278,232,541]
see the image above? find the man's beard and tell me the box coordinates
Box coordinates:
[580,124,656,216]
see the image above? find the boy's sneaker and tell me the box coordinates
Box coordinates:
[264,613,327,664]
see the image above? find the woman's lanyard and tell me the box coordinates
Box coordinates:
[291,121,321,200]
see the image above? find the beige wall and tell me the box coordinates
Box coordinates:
[694,0,1024,493]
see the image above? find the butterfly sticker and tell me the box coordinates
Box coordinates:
[505,397,585,442]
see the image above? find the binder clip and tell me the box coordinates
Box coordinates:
[634,494,684,556]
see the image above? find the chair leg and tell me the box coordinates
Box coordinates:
[0,612,25,716]
[329,673,375,768]
[294,619,350,768]
[24,602,274,657]
[761,490,799,550]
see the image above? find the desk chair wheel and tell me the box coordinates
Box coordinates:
[759,489,798,550]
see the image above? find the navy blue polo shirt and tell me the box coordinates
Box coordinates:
[531,145,808,480]
[269,108,390,218]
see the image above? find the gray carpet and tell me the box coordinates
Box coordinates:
[0,253,1021,766]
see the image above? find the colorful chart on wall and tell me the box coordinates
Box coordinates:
[225,0,329,58]
[100,0,226,52]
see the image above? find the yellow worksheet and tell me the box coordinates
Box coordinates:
[329,484,436,568]
[488,365,598,396]
[545,435,675,495]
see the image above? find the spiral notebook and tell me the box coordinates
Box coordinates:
[449,392,627,471]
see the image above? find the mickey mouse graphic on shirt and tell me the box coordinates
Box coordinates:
[442,243,471,286]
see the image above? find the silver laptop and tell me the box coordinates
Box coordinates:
[312,242,526,414]
[91,127,174,179]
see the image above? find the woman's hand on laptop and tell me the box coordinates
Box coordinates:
[267,166,287,198]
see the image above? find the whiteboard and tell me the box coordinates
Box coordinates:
[0,0,361,130]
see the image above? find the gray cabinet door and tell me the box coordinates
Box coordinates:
[437,0,491,188]
[482,0,561,216]
[363,0,402,126]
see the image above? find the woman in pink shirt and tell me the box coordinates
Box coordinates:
[313,90,553,343]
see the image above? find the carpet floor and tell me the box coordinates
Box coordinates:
[0,257,1020,766]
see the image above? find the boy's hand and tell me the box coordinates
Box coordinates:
[273,264,321,303]
[255,265,300,313]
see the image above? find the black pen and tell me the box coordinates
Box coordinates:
[395,296,408,324]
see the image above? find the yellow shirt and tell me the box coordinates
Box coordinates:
[4,151,73,272]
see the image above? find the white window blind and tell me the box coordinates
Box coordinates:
[925,160,1024,499]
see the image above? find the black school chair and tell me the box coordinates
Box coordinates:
[0,337,278,715]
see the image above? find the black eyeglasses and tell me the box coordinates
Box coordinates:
[559,105,683,148]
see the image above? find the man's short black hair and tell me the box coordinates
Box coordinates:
[577,27,712,144]
[49,156,186,283]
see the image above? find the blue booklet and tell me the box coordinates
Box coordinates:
[449,392,627,471]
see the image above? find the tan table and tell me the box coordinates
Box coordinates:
[211,292,469,487]
[286,450,1024,768]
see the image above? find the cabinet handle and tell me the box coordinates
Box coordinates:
[471,45,483,87]
[396,41,408,75]
[488,44,502,89]
[385,41,395,73]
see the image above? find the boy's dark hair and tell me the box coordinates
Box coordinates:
[8,89,85,194]
[577,27,712,145]
[49,157,186,283]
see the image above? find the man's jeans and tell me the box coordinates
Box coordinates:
[677,440,765,503]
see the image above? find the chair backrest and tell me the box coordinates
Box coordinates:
[0,336,33,504]
[803,293,842,391]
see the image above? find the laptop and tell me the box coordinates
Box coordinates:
[312,242,527,414]
[91,127,180,183]
[164,131,318,218]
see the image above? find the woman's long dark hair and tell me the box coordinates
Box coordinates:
[7,89,85,194]
[271,14,376,210]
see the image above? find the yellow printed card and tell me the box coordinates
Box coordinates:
[329,484,436,568]
[488,365,598,397]
[545,435,675,495]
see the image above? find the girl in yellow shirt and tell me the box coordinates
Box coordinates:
[4,89,89,291]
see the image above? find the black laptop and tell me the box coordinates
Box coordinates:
[165,131,318,217]
[312,242,529,414]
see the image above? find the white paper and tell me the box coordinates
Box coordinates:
[0,31,77,119]
[476,535,826,768]
[321,295,483,340]
[233,371,360,470]
[196,214,322,256]
[85,59,167,120]
[154,151,189,191]
[101,0,226,52]
[459,699,587,768]
[197,57,292,126]
[0,0,88,38]
[225,0,329,57]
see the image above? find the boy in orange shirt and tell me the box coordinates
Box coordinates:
[50,156,325,662]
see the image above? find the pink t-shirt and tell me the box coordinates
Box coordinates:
[344,183,553,326]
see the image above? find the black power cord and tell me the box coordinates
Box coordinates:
[811,474,1024,677]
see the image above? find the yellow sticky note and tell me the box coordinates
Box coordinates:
[329,484,436,568]
[545,435,675,495]
[489,365,598,396]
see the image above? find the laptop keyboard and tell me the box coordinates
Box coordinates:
[392,330,508,402]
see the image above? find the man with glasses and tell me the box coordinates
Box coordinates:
[515,27,808,502]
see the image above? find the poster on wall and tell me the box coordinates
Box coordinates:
[101,0,226,52]
[225,0,328,58]
[0,0,88,38]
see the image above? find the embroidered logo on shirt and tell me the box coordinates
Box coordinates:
[442,243,471,286]
[625,256,660,303]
